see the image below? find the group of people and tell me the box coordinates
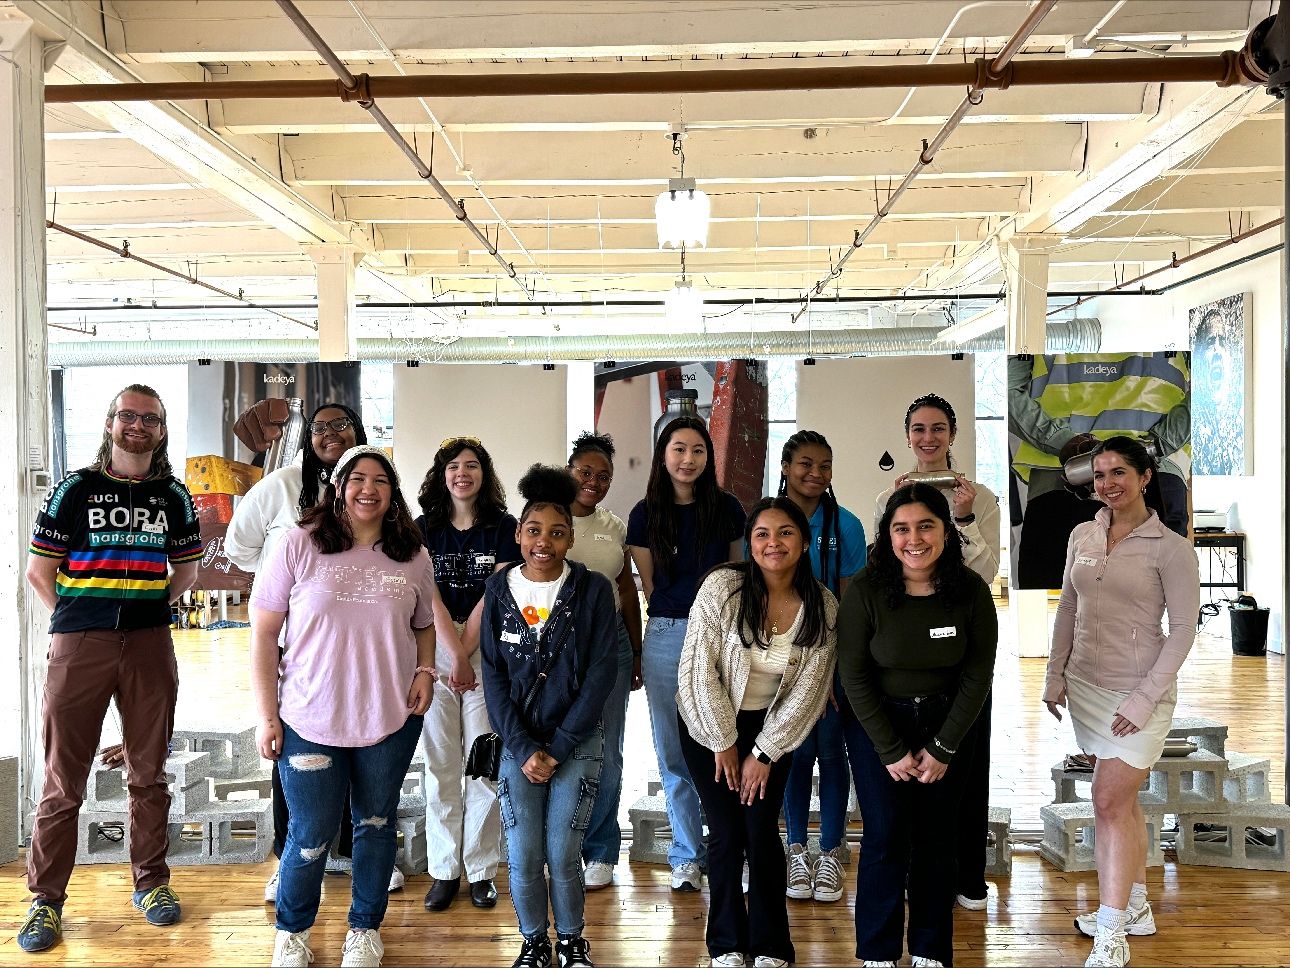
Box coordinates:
[17,382,1198,968]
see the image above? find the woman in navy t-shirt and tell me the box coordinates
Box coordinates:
[626,416,746,891]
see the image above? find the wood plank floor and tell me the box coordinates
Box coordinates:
[0,610,1284,965]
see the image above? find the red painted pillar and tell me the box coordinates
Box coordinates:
[709,360,768,511]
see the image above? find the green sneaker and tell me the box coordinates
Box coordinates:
[132,885,182,926]
[17,900,62,952]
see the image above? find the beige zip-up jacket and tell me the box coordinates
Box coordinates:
[676,568,837,762]
[1043,508,1200,728]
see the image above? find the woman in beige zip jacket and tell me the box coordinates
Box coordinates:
[1043,436,1199,968]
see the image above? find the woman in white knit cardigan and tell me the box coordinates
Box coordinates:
[677,496,837,968]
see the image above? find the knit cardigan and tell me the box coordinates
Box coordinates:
[676,568,838,762]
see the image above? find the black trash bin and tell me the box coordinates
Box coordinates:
[1230,607,1270,656]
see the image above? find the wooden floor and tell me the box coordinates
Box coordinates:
[0,611,1285,965]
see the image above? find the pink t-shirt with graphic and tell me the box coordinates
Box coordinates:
[252,526,437,747]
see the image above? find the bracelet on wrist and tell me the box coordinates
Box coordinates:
[414,666,435,677]
[954,513,977,525]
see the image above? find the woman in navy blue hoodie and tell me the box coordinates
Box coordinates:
[481,464,617,968]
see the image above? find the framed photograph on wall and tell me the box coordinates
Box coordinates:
[1189,293,1253,475]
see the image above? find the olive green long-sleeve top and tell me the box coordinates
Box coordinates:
[837,566,998,765]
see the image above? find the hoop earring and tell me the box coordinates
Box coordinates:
[385,506,398,522]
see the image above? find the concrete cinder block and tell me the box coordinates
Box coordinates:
[1146,750,1228,811]
[628,795,672,865]
[1039,802,1165,873]
[395,814,427,875]
[213,770,273,801]
[75,810,131,865]
[88,751,213,813]
[0,756,18,866]
[397,792,426,819]
[985,805,1012,877]
[1176,804,1290,872]
[1223,752,1272,806]
[1168,716,1228,757]
[200,799,273,865]
[171,728,258,780]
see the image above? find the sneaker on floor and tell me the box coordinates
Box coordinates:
[16,900,62,953]
[753,958,789,967]
[955,891,988,911]
[711,955,745,967]
[670,861,702,891]
[271,928,315,968]
[584,861,614,890]
[860,962,896,967]
[387,867,405,893]
[812,846,846,903]
[341,928,384,967]
[556,935,594,968]
[912,958,946,967]
[264,867,280,904]
[1076,901,1155,938]
[786,843,812,900]
[1084,928,1130,967]
[325,854,353,876]
[512,934,553,968]
[742,861,749,894]
[133,885,182,926]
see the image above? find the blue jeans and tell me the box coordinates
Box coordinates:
[499,726,604,939]
[641,616,705,868]
[582,617,634,865]
[275,715,423,934]
[783,670,849,851]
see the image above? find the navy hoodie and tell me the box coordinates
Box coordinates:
[480,558,617,764]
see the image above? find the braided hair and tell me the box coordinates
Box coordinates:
[299,402,367,515]
[777,429,844,595]
[904,393,958,469]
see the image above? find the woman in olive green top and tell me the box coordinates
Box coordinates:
[837,482,997,968]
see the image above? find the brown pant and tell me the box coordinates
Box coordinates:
[28,626,179,903]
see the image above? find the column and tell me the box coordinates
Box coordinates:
[0,15,56,829]
[999,233,1060,658]
[307,244,360,362]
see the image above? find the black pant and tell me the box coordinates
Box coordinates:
[955,690,992,897]
[678,709,794,964]
[847,695,979,967]
[272,760,353,859]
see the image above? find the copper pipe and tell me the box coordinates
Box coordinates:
[1046,216,1285,316]
[42,52,1257,104]
[46,219,317,330]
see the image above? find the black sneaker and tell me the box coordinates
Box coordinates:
[556,935,595,967]
[512,934,553,968]
[16,900,62,953]
[132,885,182,926]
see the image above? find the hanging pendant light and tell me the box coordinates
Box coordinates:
[656,177,710,250]
[664,279,705,329]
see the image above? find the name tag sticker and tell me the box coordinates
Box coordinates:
[594,534,614,542]
[929,626,957,639]
[141,522,164,534]
[500,630,522,644]
[1075,555,1099,567]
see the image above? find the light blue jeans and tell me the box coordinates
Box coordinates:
[641,616,706,868]
[582,617,634,866]
[499,726,603,939]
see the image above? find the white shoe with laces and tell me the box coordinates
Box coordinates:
[264,867,279,904]
[911,958,946,967]
[785,844,812,900]
[1084,927,1130,967]
[671,861,702,891]
[812,846,845,903]
[386,867,404,892]
[753,958,789,967]
[1076,901,1155,937]
[711,955,745,967]
[341,928,384,967]
[860,962,896,967]
[271,929,314,967]
[584,861,614,890]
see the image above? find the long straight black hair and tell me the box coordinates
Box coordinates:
[712,496,830,651]
[778,429,844,594]
[644,416,726,577]
[299,402,367,514]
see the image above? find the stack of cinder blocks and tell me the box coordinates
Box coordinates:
[1041,717,1281,873]
[78,728,272,867]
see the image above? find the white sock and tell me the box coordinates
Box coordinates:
[1096,904,1129,934]
[1129,882,1148,911]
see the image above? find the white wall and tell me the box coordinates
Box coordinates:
[1086,227,1285,653]
[596,375,653,526]
[392,363,571,517]
[796,356,978,531]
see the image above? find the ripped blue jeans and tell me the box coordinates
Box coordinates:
[498,725,603,940]
[275,716,422,933]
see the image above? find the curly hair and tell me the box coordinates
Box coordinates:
[518,463,579,525]
[644,416,727,577]
[299,402,367,514]
[865,482,969,610]
[416,438,509,530]
[568,431,616,466]
[300,450,422,561]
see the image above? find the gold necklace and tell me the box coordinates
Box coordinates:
[768,597,796,635]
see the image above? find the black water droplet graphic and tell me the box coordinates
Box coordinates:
[878,451,895,471]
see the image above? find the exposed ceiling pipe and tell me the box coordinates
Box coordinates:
[1046,216,1284,315]
[45,219,318,331]
[43,52,1261,104]
[789,0,1058,326]
[272,0,538,303]
[46,318,1100,367]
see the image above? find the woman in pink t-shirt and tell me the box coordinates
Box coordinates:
[251,446,439,968]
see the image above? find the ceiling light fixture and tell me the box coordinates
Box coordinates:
[664,279,704,328]
[655,127,710,250]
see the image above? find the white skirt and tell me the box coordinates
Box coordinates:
[1066,674,1175,770]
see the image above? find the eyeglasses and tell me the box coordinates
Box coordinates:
[571,465,612,486]
[310,417,354,435]
[115,410,164,428]
[439,435,482,451]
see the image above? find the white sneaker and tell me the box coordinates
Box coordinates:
[712,955,745,967]
[1084,928,1130,967]
[785,843,812,900]
[264,867,279,904]
[387,867,405,892]
[911,958,945,967]
[671,861,702,891]
[753,958,789,967]
[812,846,845,903]
[1076,901,1155,938]
[271,929,314,967]
[860,962,896,967]
[584,861,614,890]
[341,928,384,968]
[955,891,988,911]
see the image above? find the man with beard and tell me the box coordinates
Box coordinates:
[17,385,203,954]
